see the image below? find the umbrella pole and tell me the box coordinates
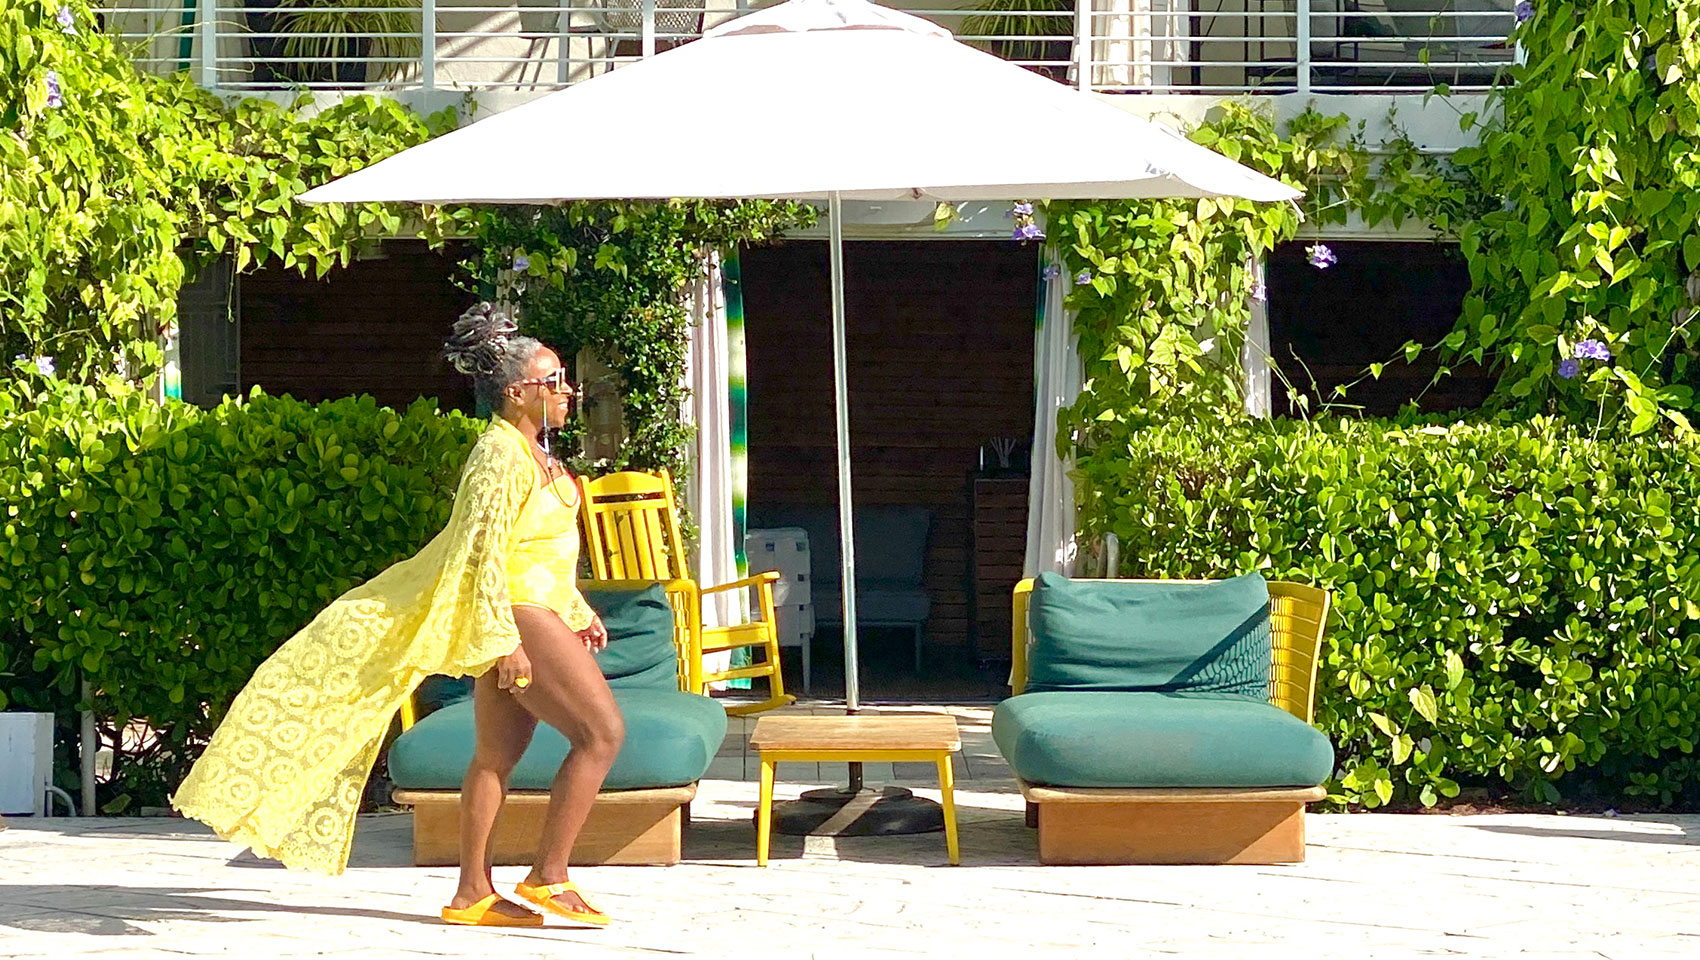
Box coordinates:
[769,192,944,843]
[826,191,864,794]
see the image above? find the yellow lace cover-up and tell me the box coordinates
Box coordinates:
[172,417,581,874]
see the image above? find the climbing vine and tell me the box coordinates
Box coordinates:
[1051,101,1473,448]
[457,201,814,477]
[1452,1,1700,433]
[0,0,455,378]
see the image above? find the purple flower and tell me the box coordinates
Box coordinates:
[1514,0,1533,23]
[33,356,56,378]
[44,71,62,109]
[1574,339,1611,361]
[511,253,530,272]
[1306,243,1337,269]
[1074,269,1093,286]
[1041,263,1061,281]
[1251,275,1267,303]
[1011,201,1034,218]
[57,6,77,34]
[1013,223,1044,242]
[1557,358,1581,379]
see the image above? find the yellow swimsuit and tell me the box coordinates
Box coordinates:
[507,472,597,632]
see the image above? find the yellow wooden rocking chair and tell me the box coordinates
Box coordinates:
[578,470,795,716]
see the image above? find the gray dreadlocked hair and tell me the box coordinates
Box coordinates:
[443,302,543,413]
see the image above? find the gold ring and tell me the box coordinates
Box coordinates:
[514,677,531,689]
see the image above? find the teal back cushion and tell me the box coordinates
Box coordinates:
[415,582,678,709]
[1027,572,1272,698]
[581,583,679,691]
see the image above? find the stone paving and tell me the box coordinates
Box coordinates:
[2,704,1698,959]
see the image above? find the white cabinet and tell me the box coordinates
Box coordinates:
[745,527,815,692]
[0,712,53,816]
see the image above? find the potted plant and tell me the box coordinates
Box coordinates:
[960,0,1076,84]
[245,0,422,88]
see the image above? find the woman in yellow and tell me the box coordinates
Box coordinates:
[173,303,624,928]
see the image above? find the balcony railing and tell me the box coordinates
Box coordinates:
[98,1,1518,97]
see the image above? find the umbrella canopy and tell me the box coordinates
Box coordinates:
[300,0,1299,205]
[300,0,1300,723]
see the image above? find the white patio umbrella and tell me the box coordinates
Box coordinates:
[301,0,1299,785]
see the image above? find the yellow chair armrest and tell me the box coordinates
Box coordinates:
[1011,578,1035,695]
[700,571,781,595]
[702,621,774,653]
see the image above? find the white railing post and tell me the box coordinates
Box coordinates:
[641,0,657,59]
[558,0,573,84]
[421,0,436,91]
[1075,0,1093,92]
[198,0,218,89]
[1295,0,1311,94]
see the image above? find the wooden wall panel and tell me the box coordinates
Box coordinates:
[740,240,1038,662]
[239,241,477,413]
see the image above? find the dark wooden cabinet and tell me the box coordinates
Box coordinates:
[967,477,1028,662]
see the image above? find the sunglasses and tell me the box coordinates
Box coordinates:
[513,369,578,397]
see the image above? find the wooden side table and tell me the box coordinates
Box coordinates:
[749,715,962,866]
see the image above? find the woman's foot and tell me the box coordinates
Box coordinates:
[518,870,595,914]
[449,885,537,921]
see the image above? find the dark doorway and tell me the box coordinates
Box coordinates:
[1267,240,1493,417]
[740,240,1038,700]
[239,241,476,413]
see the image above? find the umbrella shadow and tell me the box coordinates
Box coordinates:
[0,885,435,937]
[1467,817,1697,846]
[684,801,1038,867]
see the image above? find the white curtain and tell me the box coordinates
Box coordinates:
[1093,0,1187,91]
[1243,257,1273,418]
[683,251,741,680]
[1024,250,1082,579]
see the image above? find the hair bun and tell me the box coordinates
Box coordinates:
[443,302,520,376]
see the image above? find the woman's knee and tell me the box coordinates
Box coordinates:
[577,707,626,760]
[467,740,527,780]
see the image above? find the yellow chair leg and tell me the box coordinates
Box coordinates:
[719,638,797,717]
[936,752,960,866]
[765,634,788,701]
[757,759,775,867]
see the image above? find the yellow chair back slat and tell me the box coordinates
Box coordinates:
[579,470,691,582]
[1010,577,1331,725]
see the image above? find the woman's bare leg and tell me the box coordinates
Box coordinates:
[510,606,626,913]
[448,671,538,917]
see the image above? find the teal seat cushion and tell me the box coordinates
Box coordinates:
[992,691,1334,788]
[390,687,727,791]
[1027,572,1271,697]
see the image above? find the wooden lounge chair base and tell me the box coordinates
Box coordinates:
[1018,781,1326,865]
[394,785,696,867]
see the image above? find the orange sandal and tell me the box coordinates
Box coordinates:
[513,880,611,927]
[440,893,543,927]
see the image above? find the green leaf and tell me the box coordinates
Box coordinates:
[1409,686,1439,723]
[1370,712,1399,737]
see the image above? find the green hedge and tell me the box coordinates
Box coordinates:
[1080,418,1700,808]
[0,382,483,811]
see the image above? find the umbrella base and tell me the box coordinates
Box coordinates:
[767,786,944,837]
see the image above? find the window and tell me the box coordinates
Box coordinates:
[1263,240,1493,417]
